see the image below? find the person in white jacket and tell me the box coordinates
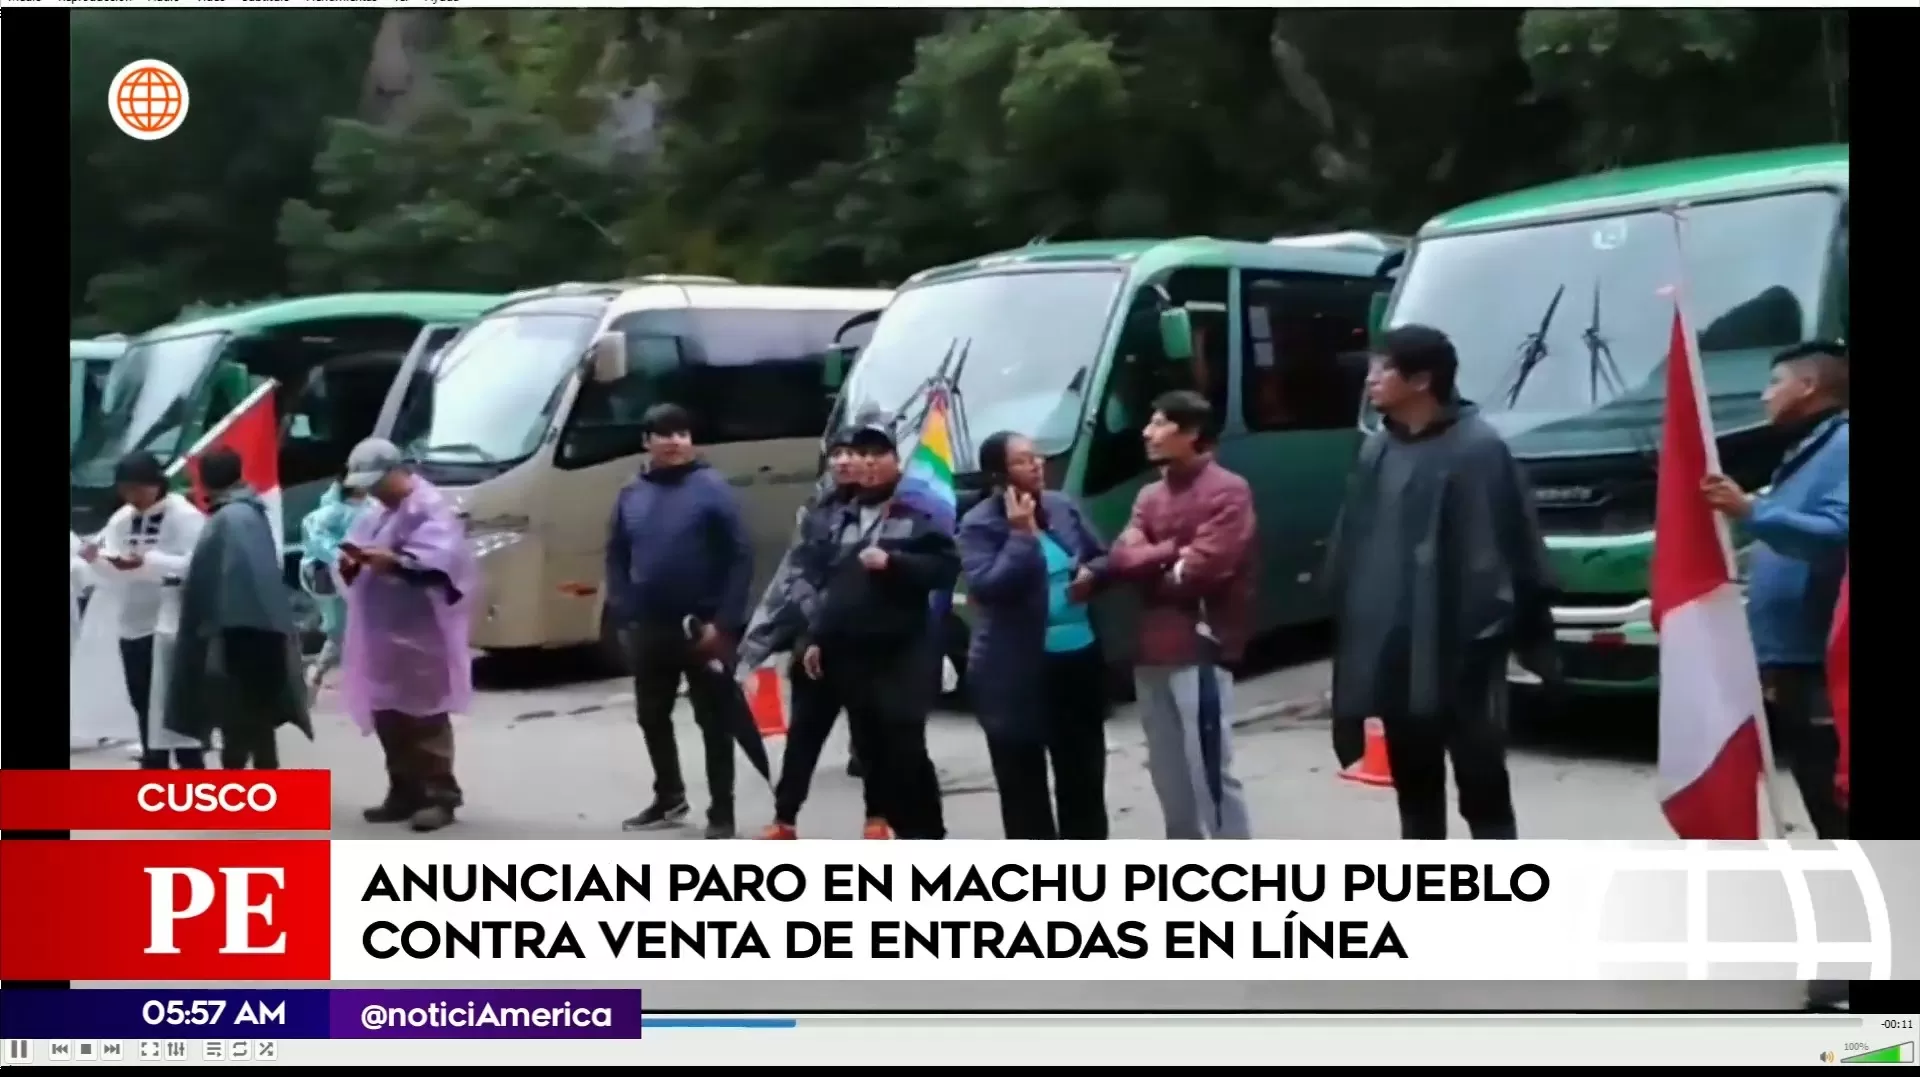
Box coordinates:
[72,452,209,768]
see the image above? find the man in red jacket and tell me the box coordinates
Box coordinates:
[1108,390,1259,839]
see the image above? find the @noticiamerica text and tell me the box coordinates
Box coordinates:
[358,1000,616,1031]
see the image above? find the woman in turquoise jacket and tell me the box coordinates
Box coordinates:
[298,475,372,700]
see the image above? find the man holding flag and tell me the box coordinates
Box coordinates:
[1699,341,1850,841]
[798,417,960,840]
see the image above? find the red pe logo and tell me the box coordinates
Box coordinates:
[146,867,288,955]
[0,841,330,981]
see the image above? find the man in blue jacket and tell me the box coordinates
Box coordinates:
[608,403,755,838]
[1703,341,1849,842]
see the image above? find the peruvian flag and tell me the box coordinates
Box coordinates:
[1652,303,1767,839]
[173,379,285,553]
[1829,566,1849,809]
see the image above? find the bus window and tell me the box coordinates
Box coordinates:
[1240,271,1374,432]
[1084,268,1230,497]
[680,308,848,443]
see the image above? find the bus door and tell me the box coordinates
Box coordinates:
[1233,269,1378,620]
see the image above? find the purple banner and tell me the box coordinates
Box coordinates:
[329,989,642,1039]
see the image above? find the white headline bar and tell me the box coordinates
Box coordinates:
[327,840,1895,982]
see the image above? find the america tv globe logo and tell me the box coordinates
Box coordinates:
[109,60,190,142]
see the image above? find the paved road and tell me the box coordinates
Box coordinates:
[74,647,1816,1010]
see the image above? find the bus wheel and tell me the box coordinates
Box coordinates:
[595,607,633,678]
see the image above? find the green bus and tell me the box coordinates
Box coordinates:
[1376,144,1849,694]
[71,337,127,453]
[69,292,505,547]
[826,235,1403,682]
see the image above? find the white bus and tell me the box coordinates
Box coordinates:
[375,277,891,669]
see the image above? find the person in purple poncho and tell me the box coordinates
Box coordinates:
[336,437,478,833]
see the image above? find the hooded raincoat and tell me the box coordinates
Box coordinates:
[299,482,372,643]
[341,479,477,730]
[164,485,313,744]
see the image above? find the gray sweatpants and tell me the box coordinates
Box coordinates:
[1134,664,1252,839]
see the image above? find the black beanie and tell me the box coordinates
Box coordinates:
[114,451,167,490]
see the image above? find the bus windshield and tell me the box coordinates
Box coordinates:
[392,312,599,468]
[838,268,1122,462]
[71,331,226,487]
[1388,189,1840,440]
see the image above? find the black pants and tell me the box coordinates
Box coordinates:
[1763,665,1847,839]
[826,641,944,839]
[773,657,881,825]
[986,646,1110,839]
[631,624,737,825]
[1381,657,1516,840]
[221,724,281,770]
[120,636,205,771]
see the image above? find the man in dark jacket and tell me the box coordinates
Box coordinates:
[165,446,313,768]
[608,403,755,839]
[738,428,887,838]
[1324,325,1555,841]
[797,424,960,839]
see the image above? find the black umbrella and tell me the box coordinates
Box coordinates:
[684,616,775,786]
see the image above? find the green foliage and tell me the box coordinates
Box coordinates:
[70,10,1850,334]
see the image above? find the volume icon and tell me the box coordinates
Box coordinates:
[1824,1052,1837,1063]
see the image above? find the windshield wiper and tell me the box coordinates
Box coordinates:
[1580,285,1660,472]
[1502,284,1566,409]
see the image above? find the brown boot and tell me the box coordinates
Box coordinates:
[409,804,455,832]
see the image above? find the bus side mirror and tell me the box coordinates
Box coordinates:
[823,344,854,390]
[1367,293,1391,347]
[1158,308,1194,362]
[586,333,628,383]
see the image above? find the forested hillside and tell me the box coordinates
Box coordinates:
[70,9,1849,336]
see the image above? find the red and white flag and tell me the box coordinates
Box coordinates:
[1652,303,1767,839]
[174,380,285,553]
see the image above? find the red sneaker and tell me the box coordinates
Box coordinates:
[760,822,798,840]
[862,818,892,840]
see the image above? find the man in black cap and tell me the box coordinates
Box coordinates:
[796,422,959,839]
[740,427,887,838]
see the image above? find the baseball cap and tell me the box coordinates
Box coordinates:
[847,421,897,453]
[343,437,406,490]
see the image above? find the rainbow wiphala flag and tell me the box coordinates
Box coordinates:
[896,387,959,532]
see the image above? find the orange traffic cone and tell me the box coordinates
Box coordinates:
[1339,717,1394,788]
[747,667,787,738]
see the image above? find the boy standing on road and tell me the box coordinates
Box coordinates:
[608,403,756,839]
[1107,390,1259,840]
